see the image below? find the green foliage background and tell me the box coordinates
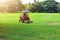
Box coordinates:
[29,0,60,13]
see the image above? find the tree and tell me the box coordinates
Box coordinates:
[0,0,25,13]
[7,0,25,12]
[34,0,37,3]
[57,3,60,12]
[29,0,59,13]
[29,3,44,12]
[43,0,59,13]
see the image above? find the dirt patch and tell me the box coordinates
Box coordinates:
[0,27,4,32]
[0,36,9,40]
[0,27,3,29]
[48,22,60,25]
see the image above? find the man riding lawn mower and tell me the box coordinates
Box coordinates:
[19,10,33,23]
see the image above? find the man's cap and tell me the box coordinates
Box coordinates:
[22,10,30,13]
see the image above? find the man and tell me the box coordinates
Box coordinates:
[19,10,30,23]
[20,13,30,23]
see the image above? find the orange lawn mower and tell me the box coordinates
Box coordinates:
[19,10,33,23]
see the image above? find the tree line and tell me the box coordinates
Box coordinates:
[0,0,60,13]
[29,0,60,13]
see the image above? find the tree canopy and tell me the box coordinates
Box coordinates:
[29,0,59,13]
[0,0,25,13]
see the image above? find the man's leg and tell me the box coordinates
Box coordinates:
[20,17,25,23]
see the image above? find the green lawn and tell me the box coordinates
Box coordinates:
[0,13,60,40]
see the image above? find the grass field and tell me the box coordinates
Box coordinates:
[0,13,60,40]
